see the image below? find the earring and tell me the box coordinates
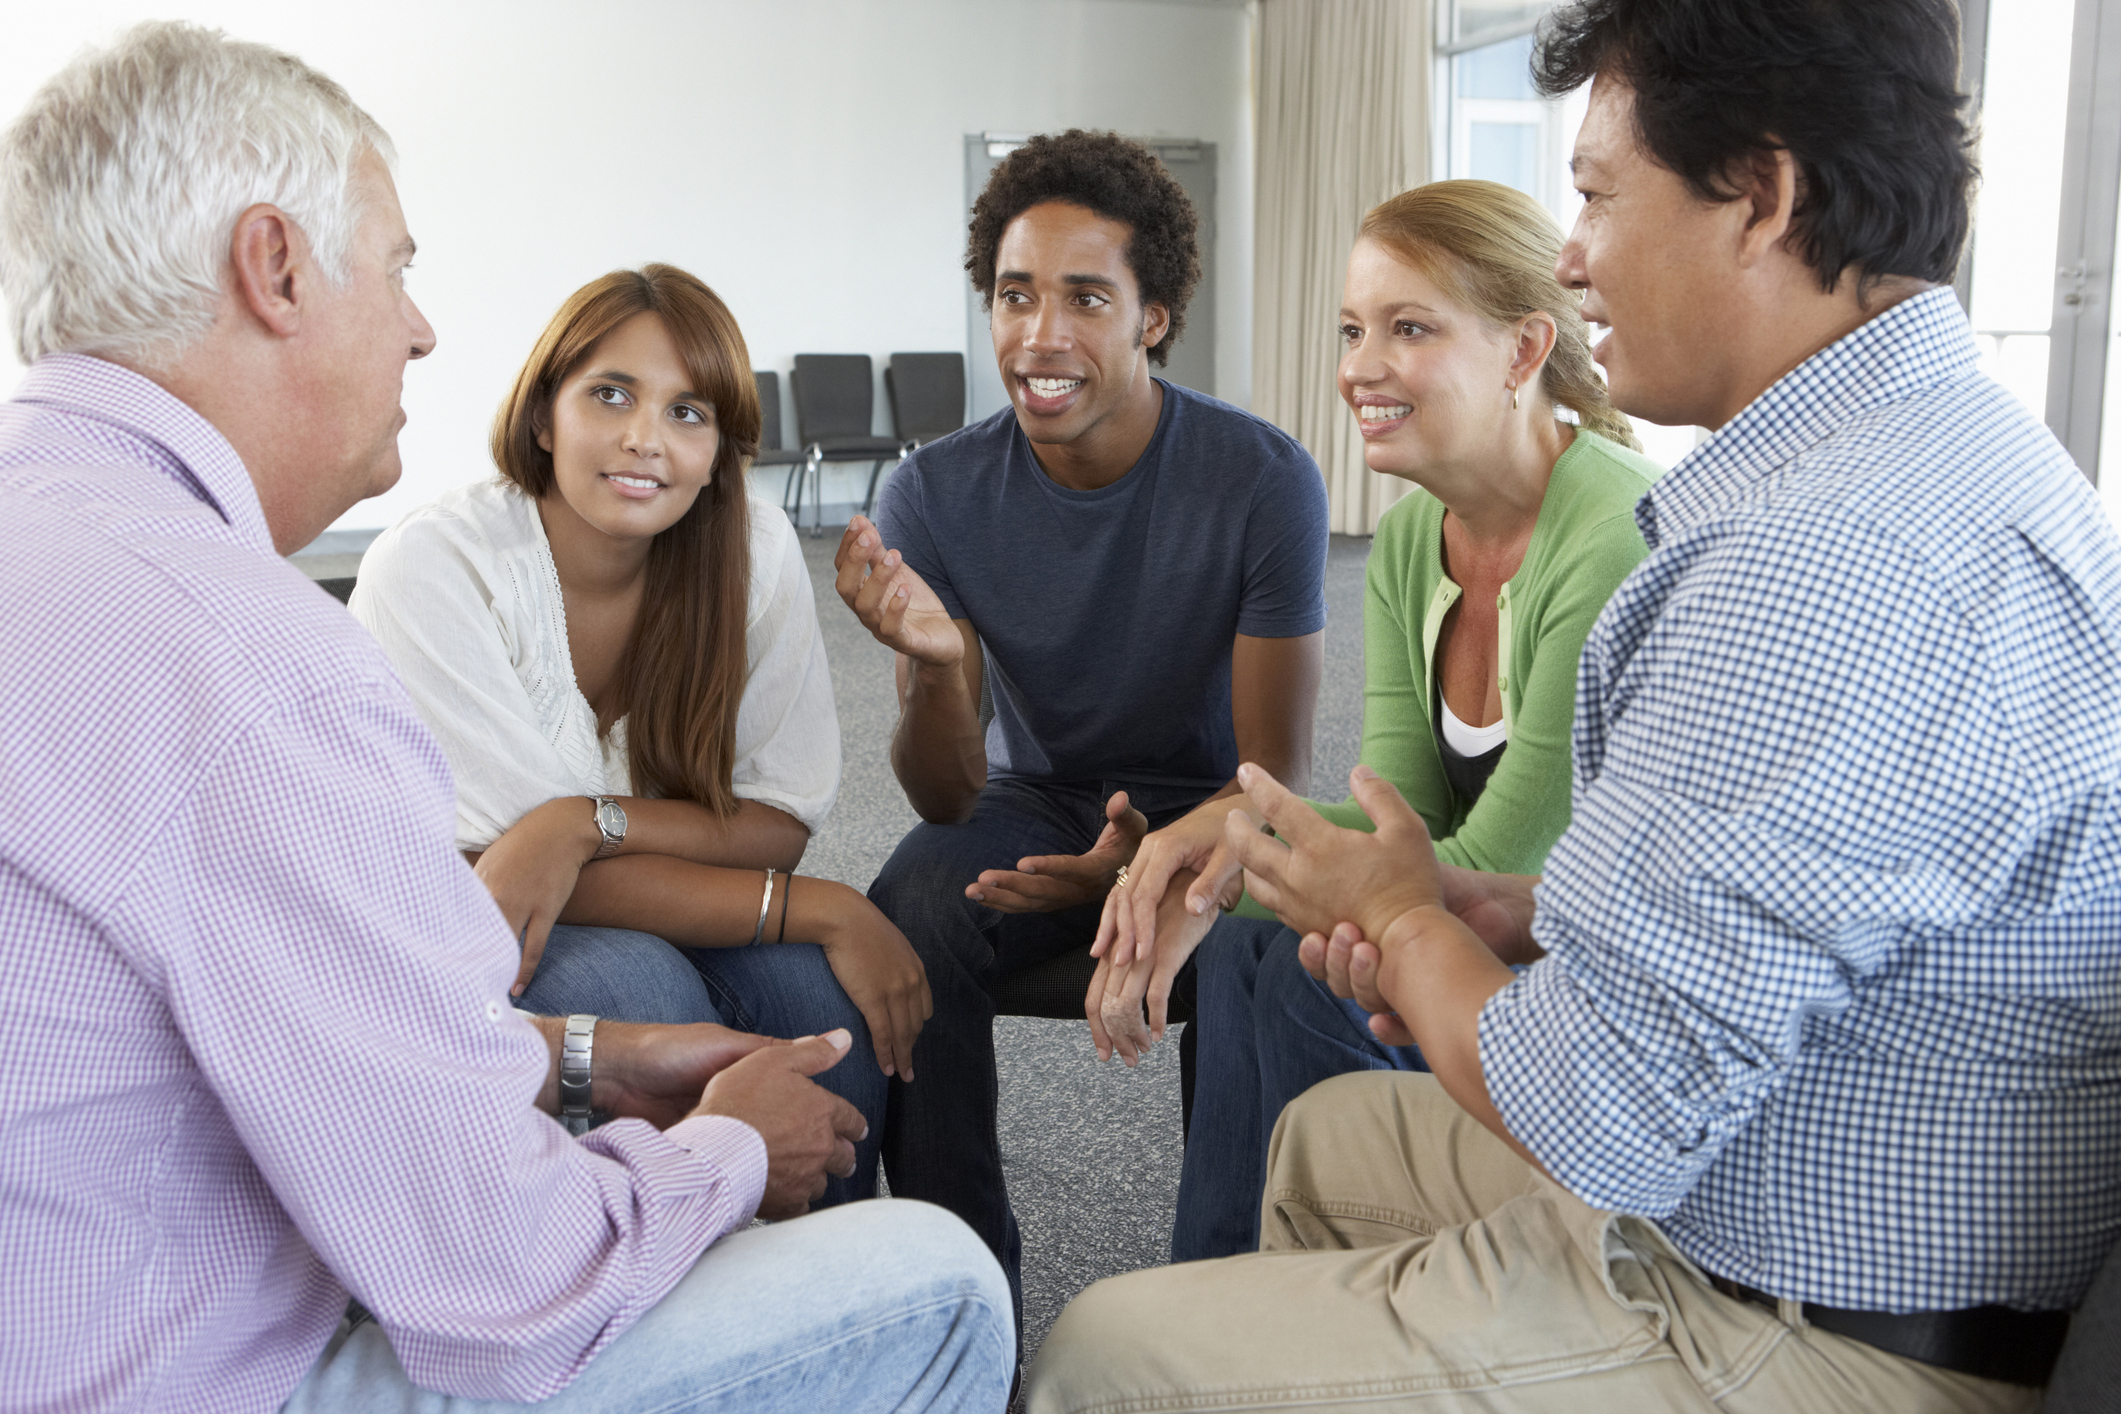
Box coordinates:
[1509,384,1520,411]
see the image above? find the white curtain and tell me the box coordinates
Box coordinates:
[1254,0,1431,535]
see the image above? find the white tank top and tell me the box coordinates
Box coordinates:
[1439,693,1509,758]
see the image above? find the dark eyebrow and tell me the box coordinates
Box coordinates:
[995,269,1121,288]
[582,369,707,402]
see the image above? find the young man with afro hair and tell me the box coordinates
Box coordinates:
[834,129,1329,1328]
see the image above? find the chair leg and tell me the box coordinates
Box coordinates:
[1179,1018,1197,1142]
[803,446,823,538]
[863,444,913,518]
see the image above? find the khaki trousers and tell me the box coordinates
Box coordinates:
[1026,1072,2037,1413]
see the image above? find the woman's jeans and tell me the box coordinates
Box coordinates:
[516,924,886,1206]
[1174,921,1429,1260]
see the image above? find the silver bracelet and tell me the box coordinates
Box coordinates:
[752,869,777,946]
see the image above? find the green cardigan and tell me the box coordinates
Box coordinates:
[1270,431,1660,887]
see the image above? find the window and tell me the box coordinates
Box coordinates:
[1963,0,2073,436]
[1433,0,1693,465]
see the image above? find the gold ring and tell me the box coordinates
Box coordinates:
[1114,866,1129,889]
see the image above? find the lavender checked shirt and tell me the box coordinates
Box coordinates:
[0,355,768,1412]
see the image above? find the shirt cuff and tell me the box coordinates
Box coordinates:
[660,1114,770,1228]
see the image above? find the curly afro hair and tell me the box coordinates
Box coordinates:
[965,130,1201,367]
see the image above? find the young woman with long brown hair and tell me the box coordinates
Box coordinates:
[353,265,927,1203]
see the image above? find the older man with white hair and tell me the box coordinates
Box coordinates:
[0,21,1009,1414]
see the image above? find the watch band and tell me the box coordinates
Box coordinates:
[590,795,626,860]
[559,1013,597,1136]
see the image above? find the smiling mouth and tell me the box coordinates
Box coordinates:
[1020,375,1083,400]
[1358,404,1413,422]
[603,473,663,491]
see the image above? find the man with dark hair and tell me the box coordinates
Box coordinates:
[1028,3,2119,1411]
[834,129,1328,1326]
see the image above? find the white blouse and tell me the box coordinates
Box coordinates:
[351,478,840,852]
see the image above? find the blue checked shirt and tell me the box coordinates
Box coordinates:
[1481,288,2121,1313]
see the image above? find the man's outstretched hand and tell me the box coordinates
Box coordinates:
[969,790,1149,913]
[833,516,963,669]
[695,1030,867,1219]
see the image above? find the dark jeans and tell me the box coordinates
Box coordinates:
[868,776,1217,1330]
[517,924,887,1207]
[1174,923,1429,1260]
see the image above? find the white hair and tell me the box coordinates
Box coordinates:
[0,21,394,369]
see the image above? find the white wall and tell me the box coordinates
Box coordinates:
[0,0,1254,536]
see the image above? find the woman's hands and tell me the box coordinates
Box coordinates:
[1084,867,1222,1064]
[803,879,934,1082]
[472,796,603,996]
[1092,794,1249,969]
[969,791,1149,912]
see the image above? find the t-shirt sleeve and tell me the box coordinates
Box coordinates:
[731,504,841,831]
[349,512,582,852]
[875,453,967,622]
[1235,439,1330,639]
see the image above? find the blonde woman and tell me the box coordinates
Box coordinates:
[353,266,928,1204]
[1090,181,1663,1257]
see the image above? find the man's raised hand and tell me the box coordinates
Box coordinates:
[833,516,962,667]
[1224,762,1442,945]
[968,789,1148,913]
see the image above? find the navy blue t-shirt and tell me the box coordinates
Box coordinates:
[876,379,1329,792]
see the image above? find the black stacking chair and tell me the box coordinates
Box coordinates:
[789,354,906,537]
[885,352,967,449]
[751,371,810,516]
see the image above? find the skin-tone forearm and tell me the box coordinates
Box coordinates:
[560,853,855,951]
[1360,907,1546,1175]
[888,623,988,824]
[503,793,807,874]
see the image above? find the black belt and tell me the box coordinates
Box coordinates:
[1707,1275,2071,1387]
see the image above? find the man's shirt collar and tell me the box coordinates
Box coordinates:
[11,351,275,556]
[1636,286,1982,549]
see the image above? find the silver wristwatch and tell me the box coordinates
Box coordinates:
[559,1013,598,1137]
[590,795,627,860]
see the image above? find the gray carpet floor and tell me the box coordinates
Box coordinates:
[791,523,1374,1368]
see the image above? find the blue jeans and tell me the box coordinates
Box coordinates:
[517,925,886,1205]
[867,776,1218,1331]
[282,1198,1013,1413]
[1173,923,1428,1260]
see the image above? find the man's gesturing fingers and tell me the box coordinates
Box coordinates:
[1229,763,1442,942]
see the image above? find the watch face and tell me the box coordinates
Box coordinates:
[596,798,626,840]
